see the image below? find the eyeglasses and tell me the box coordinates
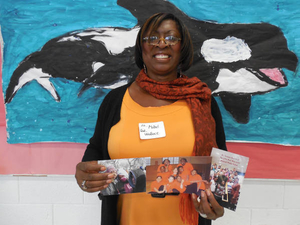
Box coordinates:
[142,36,181,46]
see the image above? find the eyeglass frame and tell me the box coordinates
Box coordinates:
[142,36,181,46]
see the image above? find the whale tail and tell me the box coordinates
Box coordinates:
[5,58,35,104]
[5,54,61,104]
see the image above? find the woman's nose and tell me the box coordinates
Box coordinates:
[156,38,168,48]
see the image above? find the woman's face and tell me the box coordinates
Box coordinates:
[168,176,175,183]
[156,176,162,183]
[164,160,170,166]
[118,174,127,182]
[180,159,186,165]
[142,19,181,81]
[191,170,196,176]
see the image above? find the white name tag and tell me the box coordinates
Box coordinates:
[139,121,166,140]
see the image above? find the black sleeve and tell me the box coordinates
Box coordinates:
[81,84,129,162]
[81,92,114,162]
[198,215,212,225]
[211,96,227,151]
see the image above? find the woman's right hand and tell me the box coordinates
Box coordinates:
[192,181,224,220]
[75,161,114,192]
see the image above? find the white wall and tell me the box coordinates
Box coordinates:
[0,175,300,225]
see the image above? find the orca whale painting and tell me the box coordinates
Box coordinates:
[0,0,299,144]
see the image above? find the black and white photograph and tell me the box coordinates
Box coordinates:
[98,157,150,195]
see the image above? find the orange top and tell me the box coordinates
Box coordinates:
[189,174,205,190]
[173,181,186,193]
[189,174,202,182]
[166,181,178,193]
[177,170,190,181]
[108,89,195,225]
[157,172,170,185]
[177,162,194,173]
[157,164,173,173]
[150,180,164,192]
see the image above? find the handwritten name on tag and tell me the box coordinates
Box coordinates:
[139,121,166,140]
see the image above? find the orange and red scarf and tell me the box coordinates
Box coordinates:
[135,69,218,225]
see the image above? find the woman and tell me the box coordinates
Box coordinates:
[157,165,170,184]
[172,166,179,177]
[209,176,217,193]
[75,13,227,225]
[189,169,205,193]
[166,175,177,193]
[177,158,194,173]
[115,168,133,194]
[174,175,187,193]
[230,178,240,210]
[214,180,227,203]
[177,165,190,181]
[150,176,166,194]
[157,159,172,173]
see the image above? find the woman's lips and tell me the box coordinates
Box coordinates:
[154,54,170,59]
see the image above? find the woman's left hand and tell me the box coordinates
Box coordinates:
[192,185,224,220]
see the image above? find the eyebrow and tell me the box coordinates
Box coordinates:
[149,30,179,36]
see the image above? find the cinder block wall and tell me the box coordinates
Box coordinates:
[0,175,300,225]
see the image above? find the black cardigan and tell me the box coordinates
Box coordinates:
[82,83,227,225]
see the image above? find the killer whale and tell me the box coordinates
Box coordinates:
[5,0,298,124]
[5,26,140,103]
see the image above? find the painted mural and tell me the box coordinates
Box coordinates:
[1,0,299,144]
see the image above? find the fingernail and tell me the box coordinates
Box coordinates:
[106,179,112,184]
[197,196,201,203]
[201,191,205,198]
[100,167,106,171]
[206,189,211,197]
[107,173,114,178]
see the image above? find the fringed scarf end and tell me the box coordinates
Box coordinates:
[179,194,199,225]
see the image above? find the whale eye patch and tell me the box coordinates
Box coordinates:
[143,36,181,46]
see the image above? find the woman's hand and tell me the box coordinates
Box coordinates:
[75,161,115,192]
[192,181,224,220]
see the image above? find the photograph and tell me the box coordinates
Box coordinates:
[210,148,249,211]
[98,157,150,196]
[146,156,212,195]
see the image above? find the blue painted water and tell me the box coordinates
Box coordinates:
[1,0,300,144]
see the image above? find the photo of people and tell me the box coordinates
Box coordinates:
[146,156,212,195]
[210,148,249,211]
[210,164,243,211]
[98,157,149,196]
